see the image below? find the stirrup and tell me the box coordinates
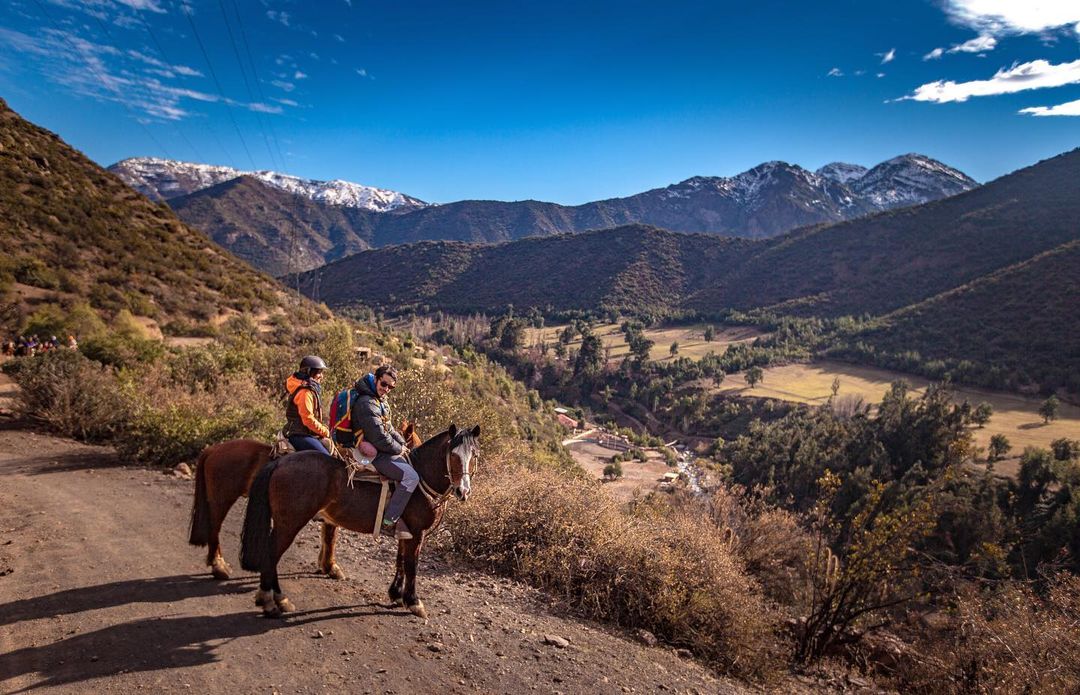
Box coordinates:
[395,519,413,540]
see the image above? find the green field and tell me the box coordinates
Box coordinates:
[719,361,1080,475]
[527,322,765,363]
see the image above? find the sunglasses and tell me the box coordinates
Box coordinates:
[378,380,395,391]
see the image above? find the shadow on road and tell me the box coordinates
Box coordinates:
[0,574,256,628]
[0,574,415,692]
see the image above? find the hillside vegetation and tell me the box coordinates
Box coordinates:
[0,99,311,335]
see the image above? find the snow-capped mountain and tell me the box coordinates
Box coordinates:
[816,162,869,185]
[850,154,977,208]
[108,157,427,213]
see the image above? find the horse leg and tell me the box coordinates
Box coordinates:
[207,497,236,580]
[401,535,427,618]
[259,523,305,618]
[388,542,405,606]
[318,521,346,580]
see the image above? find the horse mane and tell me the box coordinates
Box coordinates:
[412,427,453,457]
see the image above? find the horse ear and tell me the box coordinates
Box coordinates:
[471,424,481,437]
[448,423,457,437]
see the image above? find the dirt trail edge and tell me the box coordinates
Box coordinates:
[0,425,744,695]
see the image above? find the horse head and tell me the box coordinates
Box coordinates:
[445,423,481,501]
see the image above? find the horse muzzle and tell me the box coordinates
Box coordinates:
[455,475,471,501]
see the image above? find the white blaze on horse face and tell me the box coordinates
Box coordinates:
[451,437,475,498]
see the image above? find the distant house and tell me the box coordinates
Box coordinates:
[556,413,579,430]
[355,346,372,360]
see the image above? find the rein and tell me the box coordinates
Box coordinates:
[409,446,455,511]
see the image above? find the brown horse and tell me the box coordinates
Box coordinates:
[240,423,480,619]
[188,422,421,581]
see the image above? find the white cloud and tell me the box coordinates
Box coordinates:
[356,68,369,78]
[880,48,896,64]
[1019,97,1080,116]
[266,10,290,27]
[113,0,166,11]
[273,97,299,107]
[271,80,295,92]
[901,58,1080,103]
[333,34,345,43]
[294,70,307,79]
[827,67,843,77]
[941,1,1080,36]
[248,102,283,114]
[924,47,944,60]
[948,34,998,53]
[877,72,886,78]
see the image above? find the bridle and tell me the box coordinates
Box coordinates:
[413,432,475,511]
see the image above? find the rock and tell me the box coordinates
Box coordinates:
[674,648,692,659]
[173,462,193,479]
[543,635,570,649]
[635,629,658,647]
[427,642,444,653]
[312,630,324,639]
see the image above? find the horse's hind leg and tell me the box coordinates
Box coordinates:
[318,522,346,580]
[388,542,405,606]
[206,502,233,579]
[401,535,427,619]
[260,523,305,618]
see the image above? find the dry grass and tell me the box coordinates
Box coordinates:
[718,360,1080,474]
[894,574,1080,694]
[446,465,784,679]
[526,322,765,364]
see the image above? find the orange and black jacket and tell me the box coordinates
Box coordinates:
[283,374,330,439]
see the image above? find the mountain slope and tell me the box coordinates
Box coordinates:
[297,226,753,315]
[0,99,308,328]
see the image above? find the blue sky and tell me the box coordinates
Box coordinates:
[0,1,1078,204]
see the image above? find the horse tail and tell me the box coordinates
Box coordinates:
[188,446,212,547]
[240,459,280,572]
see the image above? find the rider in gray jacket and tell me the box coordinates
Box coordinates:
[351,365,417,538]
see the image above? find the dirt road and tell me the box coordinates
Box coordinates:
[0,422,740,694]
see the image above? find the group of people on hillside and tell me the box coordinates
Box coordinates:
[2,334,77,357]
[284,357,417,540]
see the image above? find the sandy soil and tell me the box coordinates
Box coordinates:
[0,425,747,695]
[566,440,678,504]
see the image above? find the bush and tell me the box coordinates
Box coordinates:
[446,466,782,679]
[2,350,128,441]
[116,373,279,467]
[603,461,623,479]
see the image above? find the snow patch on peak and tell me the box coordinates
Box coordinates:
[816,162,869,185]
[109,157,427,212]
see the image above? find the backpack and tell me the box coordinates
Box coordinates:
[328,387,362,447]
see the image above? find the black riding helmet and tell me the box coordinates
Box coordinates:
[299,355,327,377]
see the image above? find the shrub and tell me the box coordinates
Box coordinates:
[603,461,623,479]
[81,332,164,368]
[116,373,279,467]
[2,350,128,441]
[446,466,782,679]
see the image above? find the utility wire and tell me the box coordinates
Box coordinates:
[228,0,289,170]
[218,0,280,171]
[181,3,257,169]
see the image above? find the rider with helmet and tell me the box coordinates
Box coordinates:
[283,355,332,455]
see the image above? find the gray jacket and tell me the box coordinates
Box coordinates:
[351,374,406,455]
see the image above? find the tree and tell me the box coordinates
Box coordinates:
[603,461,623,480]
[745,366,764,389]
[830,377,841,399]
[559,325,576,345]
[988,434,1011,462]
[1051,438,1080,462]
[553,341,567,359]
[972,402,993,428]
[574,332,604,377]
[712,370,726,388]
[703,325,715,342]
[669,341,679,356]
[1039,395,1060,424]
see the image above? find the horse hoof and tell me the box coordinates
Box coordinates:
[211,563,231,580]
[262,604,282,618]
[275,595,296,613]
[408,601,427,619]
[327,564,346,581]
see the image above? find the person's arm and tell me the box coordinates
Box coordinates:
[296,389,330,438]
[352,398,403,455]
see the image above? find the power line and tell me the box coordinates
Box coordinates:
[29,0,173,160]
[181,3,257,169]
[228,0,289,171]
[217,0,280,171]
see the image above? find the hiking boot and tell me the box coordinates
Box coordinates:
[379,519,396,538]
